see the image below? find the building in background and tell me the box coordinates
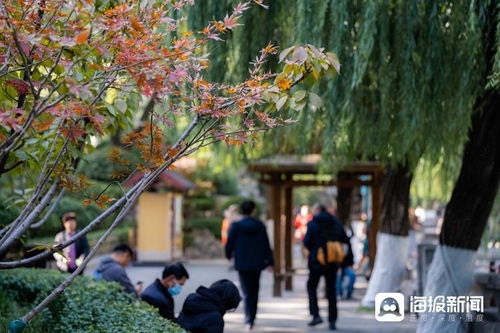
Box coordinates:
[125,171,195,262]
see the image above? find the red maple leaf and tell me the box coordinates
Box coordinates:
[62,124,86,143]
[6,79,29,95]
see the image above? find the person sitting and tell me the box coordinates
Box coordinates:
[177,279,241,333]
[141,262,189,321]
[93,243,142,295]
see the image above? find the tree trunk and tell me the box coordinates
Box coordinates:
[380,164,412,236]
[439,90,500,249]
[336,171,353,225]
[418,89,500,333]
[418,4,500,332]
[362,164,413,306]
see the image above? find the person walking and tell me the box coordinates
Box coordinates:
[304,204,349,330]
[221,204,241,246]
[53,211,89,274]
[225,200,273,330]
[141,262,189,321]
[336,235,356,300]
[177,279,241,333]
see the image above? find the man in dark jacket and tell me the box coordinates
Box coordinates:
[141,262,189,321]
[177,279,241,333]
[53,211,89,273]
[225,200,273,330]
[94,244,142,295]
[303,204,349,330]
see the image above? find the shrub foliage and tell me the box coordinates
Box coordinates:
[0,268,184,333]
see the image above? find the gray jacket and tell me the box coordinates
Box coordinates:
[95,256,135,294]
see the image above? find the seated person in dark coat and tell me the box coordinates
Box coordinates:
[177,279,241,333]
[141,262,189,321]
[94,244,142,295]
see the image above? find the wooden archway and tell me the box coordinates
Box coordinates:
[249,155,384,297]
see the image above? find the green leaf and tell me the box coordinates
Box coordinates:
[309,92,322,111]
[106,104,117,116]
[293,90,307,102]
[279,46,295,63]
[14,150,28,161]
[276,95,288,111]
[292,99,307,111]
[326,52,340,73]
[114,99,127,113]
[291,47,308,64]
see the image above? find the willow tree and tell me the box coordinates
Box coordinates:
[193,0,488,309]
[418,1,500,332]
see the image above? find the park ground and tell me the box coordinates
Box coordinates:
[86,258,417,333]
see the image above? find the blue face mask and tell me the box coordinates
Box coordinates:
[168,283,182,296]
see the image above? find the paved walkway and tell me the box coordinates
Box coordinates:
[85,259,417,333]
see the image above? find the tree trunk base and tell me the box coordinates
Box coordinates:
[417,245,476,333]
[361,232,409,307]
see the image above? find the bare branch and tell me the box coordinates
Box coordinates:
[0,182,59,255]
[0,173,150,268]
[30,188,66,229]
[20,184,144,324]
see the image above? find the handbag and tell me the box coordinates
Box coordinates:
[316,240,346,265]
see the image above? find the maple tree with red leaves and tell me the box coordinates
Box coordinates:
[0,0,339,328]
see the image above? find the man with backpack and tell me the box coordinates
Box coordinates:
[303,204,349,331]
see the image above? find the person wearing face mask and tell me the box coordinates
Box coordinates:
[140,262,189,321]
[176,279,241,333]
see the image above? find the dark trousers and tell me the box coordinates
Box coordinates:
[238,270,261,325]
[307,265,338,324]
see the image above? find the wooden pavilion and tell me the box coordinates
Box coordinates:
[248,155,384,296]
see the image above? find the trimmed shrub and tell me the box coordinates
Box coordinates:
[212,173,239,196]
[184,217,221,240]
[184,196,216,212]
[221,196,262,216]
[0,268,184,333]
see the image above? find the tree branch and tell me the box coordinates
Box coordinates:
[30,188,66,229]
[20,184,144,324]
[0,182,59,256]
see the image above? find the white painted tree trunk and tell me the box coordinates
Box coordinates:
[361,232,409,307]
[417,245,476,333]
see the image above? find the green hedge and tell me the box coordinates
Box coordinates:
[28,226,131,256]
[184,217,221,240]
[184,196,216,212]
[0,268,184,333]
[221,196,262,216]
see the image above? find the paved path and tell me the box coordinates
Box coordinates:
[86,259,417,333]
